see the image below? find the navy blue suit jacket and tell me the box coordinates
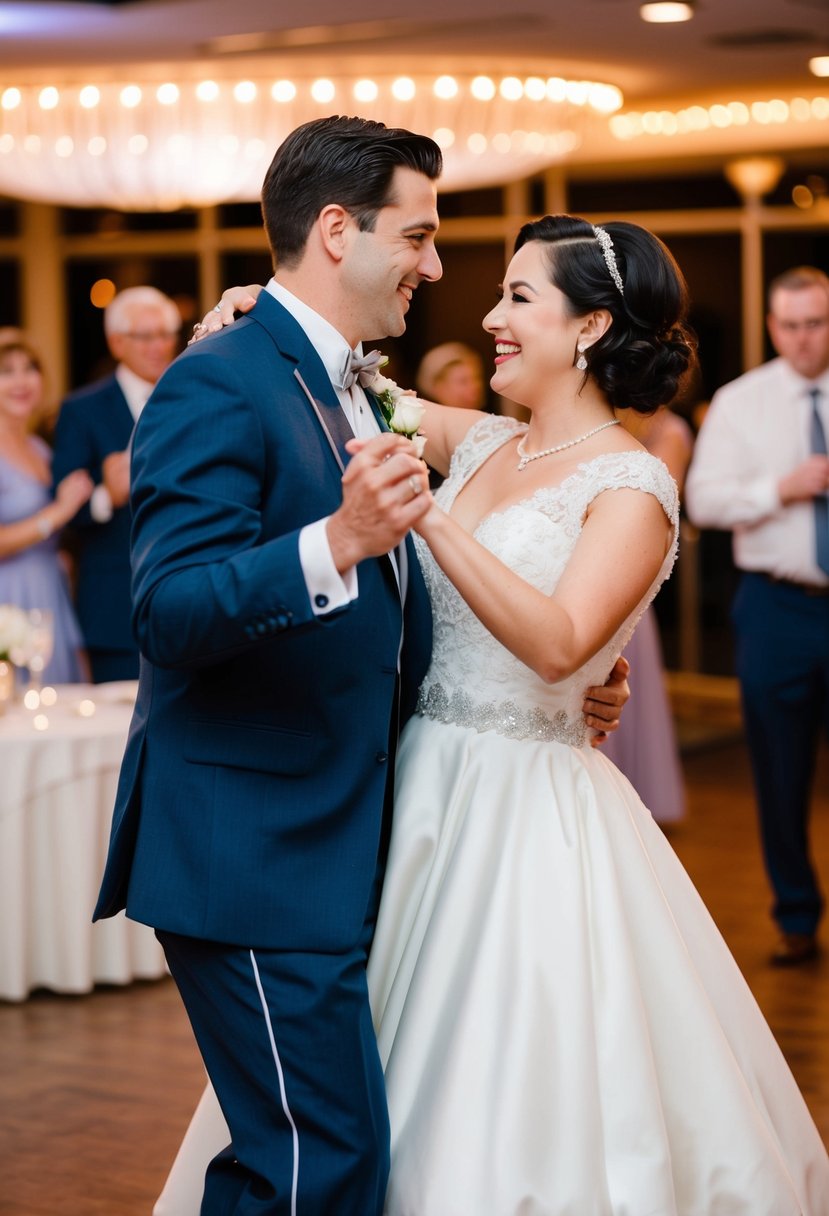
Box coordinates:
[52,373,136,655]
[93,294,432,952]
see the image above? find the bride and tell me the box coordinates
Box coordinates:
[157,215,829,1215]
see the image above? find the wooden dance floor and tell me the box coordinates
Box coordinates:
[2,733,828,1215]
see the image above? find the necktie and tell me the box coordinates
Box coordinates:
[343,348,384,391]
[809,387,829,576]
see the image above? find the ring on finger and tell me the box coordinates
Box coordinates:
[408,475,422,499]
[192,321,207,334]
[213,303,223,313]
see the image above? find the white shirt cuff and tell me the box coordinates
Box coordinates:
[90,484,114,523]
[299,518,357,615]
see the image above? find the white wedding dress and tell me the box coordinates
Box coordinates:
[155,416,829,1216]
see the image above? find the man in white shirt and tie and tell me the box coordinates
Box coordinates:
[686,265,829,965]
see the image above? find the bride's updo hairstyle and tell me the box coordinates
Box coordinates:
[514,214,696,414]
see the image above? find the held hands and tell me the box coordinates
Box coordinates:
[582,655,631,747]
[327,434,431,573]
[102,450,131,509]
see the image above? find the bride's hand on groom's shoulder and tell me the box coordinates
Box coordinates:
[189,285,262,343]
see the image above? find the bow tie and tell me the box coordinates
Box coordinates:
[342,348,384,391]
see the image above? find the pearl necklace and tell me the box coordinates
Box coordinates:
[516,419,620,471]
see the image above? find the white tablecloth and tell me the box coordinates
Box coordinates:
[0,680,167,1001]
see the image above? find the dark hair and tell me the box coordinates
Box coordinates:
[514,214,696,414]
[261,115,443,269]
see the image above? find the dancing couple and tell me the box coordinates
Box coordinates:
[94,116,828,1214]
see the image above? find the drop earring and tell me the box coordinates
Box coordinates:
[576,343,588,372]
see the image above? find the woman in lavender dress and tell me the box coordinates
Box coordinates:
[602,406,693,823]
[0,330,92,683]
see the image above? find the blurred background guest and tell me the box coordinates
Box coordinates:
[52,286,181,683]
[417,341,487,488]
[686,266,829,966]
[416,341,486,411]
[603,404,694,825]
[0,329,92,683]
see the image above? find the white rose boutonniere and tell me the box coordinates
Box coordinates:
[370,363,427,458]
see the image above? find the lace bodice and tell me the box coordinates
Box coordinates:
[415,414,679,747]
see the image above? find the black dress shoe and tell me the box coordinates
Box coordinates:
[770,932,819,967]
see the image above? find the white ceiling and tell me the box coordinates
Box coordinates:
[3,0,827,102]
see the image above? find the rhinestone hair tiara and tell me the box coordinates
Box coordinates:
[592,225,624,296]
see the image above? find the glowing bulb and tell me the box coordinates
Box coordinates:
[234,81,257,103]
[640,2,694,22]
[79,85,100,109]
[354,79,378,103]
[311,79,335,103]
[392,77,415,101]
[156,83,179,105]
[271,80,296,102]
[196,80,220,102]
[471,76,495,101]
[433,76,458,100]
[499,77,523,101]
[120,85,142,108]
[39,87,59,110]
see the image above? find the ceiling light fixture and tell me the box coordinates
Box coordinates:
[0,67,623,209]
[809,56,829,77]
[640,2,695,23]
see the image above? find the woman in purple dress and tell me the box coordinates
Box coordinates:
[603,406,693,823]
[0,330,93,683]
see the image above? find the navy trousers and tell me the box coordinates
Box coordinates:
[732,572,829,934]
[159,930,389,1216]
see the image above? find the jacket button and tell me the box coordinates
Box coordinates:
[375,752,388,764]
[276,611,291,630]
[314,593,329,609]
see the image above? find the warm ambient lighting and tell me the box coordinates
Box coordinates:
[610,94,829,140]
[723,156,785,199]
[640,2,694,22]
[0,68,623,208]
[810,56,829,78]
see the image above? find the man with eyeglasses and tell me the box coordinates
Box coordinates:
[686,265,829,967]
[53,286,181,681]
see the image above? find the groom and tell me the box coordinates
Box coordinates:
[95,116,629,1214]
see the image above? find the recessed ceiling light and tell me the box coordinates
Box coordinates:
[809,56,829,77]
[640,2,695,22]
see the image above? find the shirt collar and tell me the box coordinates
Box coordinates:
[115,363,156,420]
[265,278,362,392]
[776,356,829,401]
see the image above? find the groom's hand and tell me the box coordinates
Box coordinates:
[327,434,431,572]
[583,656,631,747]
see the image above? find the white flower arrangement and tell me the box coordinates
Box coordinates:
[0,603,30,662]
[370,364,427,458]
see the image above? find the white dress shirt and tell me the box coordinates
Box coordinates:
[89,363,155,523]
[685,357,829,585]
[265,279,384,615]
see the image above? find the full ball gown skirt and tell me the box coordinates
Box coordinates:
[154,416,829,1216]
[0,445,84,683]
[368,417,829,1215]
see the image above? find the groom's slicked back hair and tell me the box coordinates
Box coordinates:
[261,115,443,269]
